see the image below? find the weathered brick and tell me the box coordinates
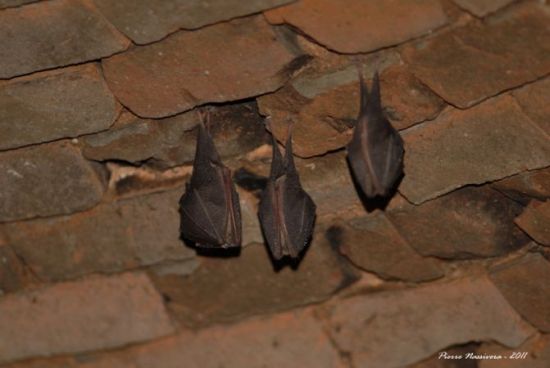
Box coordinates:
[102,16,305,118]
[335,213,444,282]
[0,64,118,151]
[490,253,550,332]
[0,273,175,364]
[453,0,515,17]
[399,95,550,204]
[258,57,444,157]
[514,200,550,246]
[93,0,294,44]
[512,78,550,136]
[0,142,106,223]
[479,334,550,368]
[2,189,195,281]
[265,0,447,53]
[0,0,129,79]
[0,243,36,295]
[403,3,550,108]
[0,0,38,9]
[492,168,550,205]
[325,277,535,367]
[150,238,358,327]
[388,186,529,259]
[83,102,267,168]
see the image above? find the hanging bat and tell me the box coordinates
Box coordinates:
[347,71,404,198]
[179,117,241,248]
[258,132,316,260]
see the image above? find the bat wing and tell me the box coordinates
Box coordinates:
[347,71,404,197]
[179,123,242,248]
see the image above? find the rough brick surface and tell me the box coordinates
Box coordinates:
[258,58,444,157]
[453,0,515,17]
[403,3,550,108]
[150,239,357,327]
[514,200,550,246]
[0,243,36,295]
[512,78,550,136]
[0,142,105,223]
[0,0,129,79]
[102,16,305,118]
[0,64,118,150]
[0,0,37,9]
[265,0,447,53]
[0,273,175,364]
[13,309,343,368]
[325,277,535,368]
[83,102,267,168]
[490,253,550,332]
[399,95,550,204]
[492,168,550,204]
[479,334,550,368]
[2,189,194,281]
[336,213,444,281]
[388,186,529,259]
[93,0,294,44]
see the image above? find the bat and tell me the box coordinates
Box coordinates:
[258,132,316,260]
[179,116,241,248]
[347,71,404,198]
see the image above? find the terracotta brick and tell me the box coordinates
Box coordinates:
[0,142,105,222]
[150,239,358,327]
[258,57,444,157]
[512,77,550,136]
[265,0,447,53]
[453,0,515,17]
[0,243,36,295]
[0,0,129,79]
[388,186,529,259]
[0,0,38,9]
[83,102,268,168]
[2,189,195,281]
[335,213,444,282]
[0,273,175,364]
[24,309,343,368]
[102,16,306,118]
[515,200,550,247]
[325,277,535,367]
[479,334,550,368]
[492,168,550,205]
[490,253,550,332]
[0,64,118,151]
[93,0,294,44]
[399,95,550,204]
[403,3,550,108]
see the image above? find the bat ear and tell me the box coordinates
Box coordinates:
[367,71,382,116]
[357,66,369,118]
[195,114,222,165]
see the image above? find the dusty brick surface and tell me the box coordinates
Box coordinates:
[515,200,550,246]
[0,64,118,150]
[0,243,36,295]
[388,186,529,259]
[325,277,535,368]
[512,78,550,136]
[83,103,267,168]
[492,168,550,205]
[0,273,175,364]
[399,95,550,204]
[0,0,129,79]
[12,309,343,368]
[150,239,358,327]
[453,0,515,17]
[0,142,105,223]
[265,0,447,53]
[403,3,550,108]
[93,0,294,44]
[2,189,195,281]
[490,253,550,332]
[0,0,37,9]
[102,16,305,118]
[258,57,444,157]
[479,334,550,368]
[336,213,444,282]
